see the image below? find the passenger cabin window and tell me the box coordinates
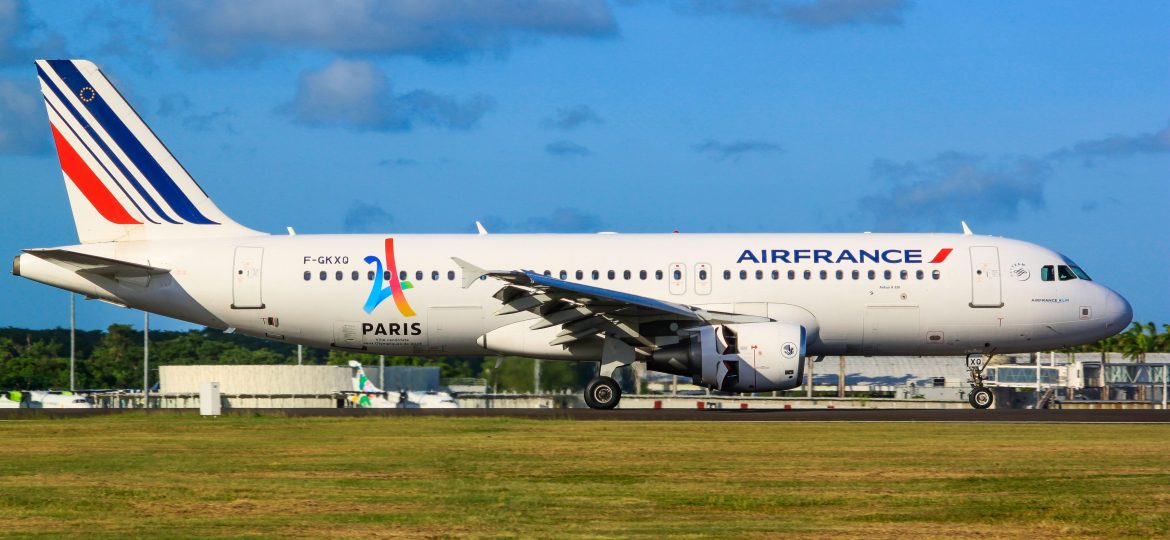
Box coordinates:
[385,271,391,281]
[576,270,584,280]
[819,270,827,280]
[655,270,664,280]
[559,270,568,280]
[448,270,456,281]
[432,270,440,281]
[623,270,631,280]
[352,271,359,281]
[803,270,811,280]
[592,270,600,280]
[367,270,375,281]
[699,269,708,280]
[883,270,892,280]
[755,270,763,280]
[399,271,407,281]
[639,270,647,280]
[607,270,615,280]
[900,270,908,280]
[916,270,924,280]
[772,270,780,280]
[867,270,875,280]
[415,271,423,281]
[303,271,311,281]
[788,270,795,280]
[673,269,682,280]
[543,270,551,277]
[335,271,343,281]
[835,270,843,280]
[851,270,859,280]
[932,270,941,280]
[724,270,731,280]
[319,271,327,281]
[739,270,747,280]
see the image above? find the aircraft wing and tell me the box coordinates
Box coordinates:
[23,249,170,279]
[453,257,764,348]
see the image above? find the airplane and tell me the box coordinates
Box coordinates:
[347,361,459,409]
[14,60,1132,410]
[0,390,93,409]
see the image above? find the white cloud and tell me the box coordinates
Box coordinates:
[153,0,617,62]
[857,152,1048,231]
[682,0,910,29]
[0,78,49,154]
[279,59,493,132]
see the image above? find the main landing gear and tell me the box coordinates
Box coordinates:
[966,352,994,409]
[584,376,621,409]
[584,337,634,410]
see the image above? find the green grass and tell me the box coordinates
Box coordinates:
[1,414,1168,538]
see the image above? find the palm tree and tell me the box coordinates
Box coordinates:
[1120,322,1159,363]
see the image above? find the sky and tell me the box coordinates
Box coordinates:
[0,0,1166,331]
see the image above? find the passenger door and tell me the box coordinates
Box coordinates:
[969,246,1003,308]
[231,247,264,309]
[694,263,712,295]
[669,263,686,295]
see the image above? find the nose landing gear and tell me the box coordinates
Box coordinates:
[966,352,995,410]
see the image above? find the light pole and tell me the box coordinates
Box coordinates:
[143,311,150,408]
[69,293,75,391]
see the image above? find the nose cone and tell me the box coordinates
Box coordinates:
[1103,289,1133,334]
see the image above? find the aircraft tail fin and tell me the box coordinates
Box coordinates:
[348,360,383,393]
[36,59,263,244]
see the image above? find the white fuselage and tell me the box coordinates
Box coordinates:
[16,232,1132,362]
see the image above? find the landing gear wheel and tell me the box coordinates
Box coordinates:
[584,376,621,410]
[969,386,994,409]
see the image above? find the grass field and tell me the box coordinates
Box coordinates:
[1,414,1168,539]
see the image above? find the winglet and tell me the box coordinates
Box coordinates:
[475,221,488,235]
[961,221,973,236]
[452,257,489,288]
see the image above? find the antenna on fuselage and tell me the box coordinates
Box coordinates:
[475,221,488,235]
[961,221,973,236]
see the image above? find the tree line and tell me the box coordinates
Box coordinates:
[1,322,1166,391]
[0,324,593,392]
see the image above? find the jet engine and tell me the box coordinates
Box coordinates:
[648,322,806,393]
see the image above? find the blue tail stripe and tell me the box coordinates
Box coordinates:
[44,60,218,225]
[37,64,180,224]
[43,97,160,224]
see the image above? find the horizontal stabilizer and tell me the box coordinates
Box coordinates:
[23,248,169,279]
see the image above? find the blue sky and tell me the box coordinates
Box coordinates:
[0,0,1166,330]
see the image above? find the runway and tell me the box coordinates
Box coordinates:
[4,408,1170,422]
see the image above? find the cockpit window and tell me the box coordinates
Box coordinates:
[1069,265,1091,281]
[1057,265,1075,281]
[1040,265,1054,282]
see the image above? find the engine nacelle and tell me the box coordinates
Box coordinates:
[649,322,806,393]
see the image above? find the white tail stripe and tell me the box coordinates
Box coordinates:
[38,63,182,224]
[45,101,154,224]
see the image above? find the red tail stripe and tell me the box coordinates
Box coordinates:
[51,125,140,225]
[929,248,953,264]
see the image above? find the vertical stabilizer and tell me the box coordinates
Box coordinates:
[348,360,383,393]
[36,59,263,243]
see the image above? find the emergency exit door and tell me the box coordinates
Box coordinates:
[232,247,265,309]
[969,246,1003,308]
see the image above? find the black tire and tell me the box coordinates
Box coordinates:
[584,376,621,410]
[969,386,994,409]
